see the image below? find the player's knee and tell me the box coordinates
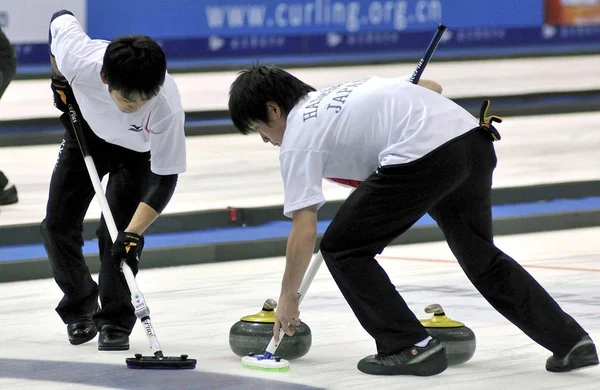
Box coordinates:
[95,223,109,243]
[41,218,84,246]
[40,218,57,239]
[39,219,48,237]
[458,250,502,282]
[319,230,343,262]
[40,218,65,240]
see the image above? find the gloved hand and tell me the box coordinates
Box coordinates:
[111,231,144,273]
[51,74,72,113]
[478,99,502,141]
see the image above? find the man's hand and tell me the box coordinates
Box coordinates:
[51,74,71,113]
[273,292,301,343]
[111,231,144,272]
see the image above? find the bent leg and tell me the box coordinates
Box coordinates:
[40,124,100,323]
[94,151,150,333]
[428,130,587,357]
[320,134,475,354]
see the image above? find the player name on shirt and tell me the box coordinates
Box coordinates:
[302,79,368,122]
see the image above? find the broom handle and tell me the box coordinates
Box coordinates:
[262,250,324,358]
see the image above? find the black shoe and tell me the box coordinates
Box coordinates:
[357,338,448,376]
[0,184,17,205]
[67,318,97,346]
[546,335,599,372]
[98,325,130,351]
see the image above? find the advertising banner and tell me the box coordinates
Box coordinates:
[86,0,540,59]
[85,0,600,64]
[4,0,600,68]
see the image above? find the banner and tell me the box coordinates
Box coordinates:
[87,0,538,37]
[0,0,86,63]
[84,0,600,63]
[5,0,600,68]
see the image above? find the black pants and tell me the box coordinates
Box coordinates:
[40,113,150,333]
[320,128,587,357]
[0,26,17,99]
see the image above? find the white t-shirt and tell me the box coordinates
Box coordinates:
[49,14,186,175]
[280,75,479,218]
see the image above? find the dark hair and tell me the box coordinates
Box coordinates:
[101,36,166,100]
[228,64,315,134]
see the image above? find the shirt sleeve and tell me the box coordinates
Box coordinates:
[49,13,96,81]
[149,110,187,175]
[280,149,326,218]
[400,73,413,82]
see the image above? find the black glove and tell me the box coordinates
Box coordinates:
[51,74,72,113]
[111,231,144,272]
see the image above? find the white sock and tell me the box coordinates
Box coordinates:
[3,181,13,190]
[414,336,432,348]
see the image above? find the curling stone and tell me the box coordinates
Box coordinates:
[419,304,476,365]
[229,299,312,360]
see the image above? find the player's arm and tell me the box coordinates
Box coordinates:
[49,10,73,76]
[274,150,325,339]
[399,73,443,94]
[50,57,62,77]
[48,10,90,79]
[418,79,443,94]
[111,177,176,271]
[281,206,318,297]
[111,109,185,266]
[279,151,326,294]
[123,105,186,235]
[48,10,90,113]
[275,204,318,340]
[124,174,178,235]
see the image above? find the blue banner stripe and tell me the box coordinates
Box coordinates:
[13,25,600,66]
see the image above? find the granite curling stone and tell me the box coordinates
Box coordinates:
[419,303,476,365]
[229,299,312,360]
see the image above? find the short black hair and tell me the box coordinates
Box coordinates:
[228,64,316,134]
[101,36,166,100]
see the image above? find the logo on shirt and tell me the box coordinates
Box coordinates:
[128,124,143,132]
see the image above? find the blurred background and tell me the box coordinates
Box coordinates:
[0,0,600,281]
